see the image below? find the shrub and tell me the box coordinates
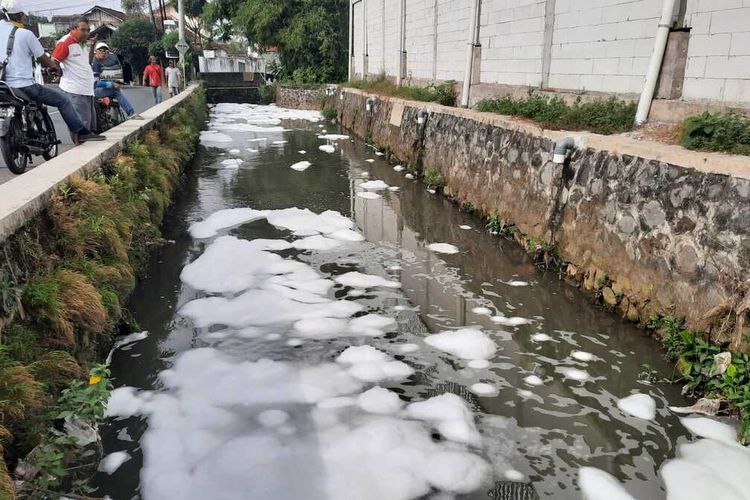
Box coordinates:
[321,106,337,121]
[423,169,446,190]
[476,94,636,135]
[346,76,458,107]
[680,111,750,155]
[258,83,276,105]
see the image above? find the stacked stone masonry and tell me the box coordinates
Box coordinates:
[329,89,750,337]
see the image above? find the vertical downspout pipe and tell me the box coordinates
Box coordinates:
[363,0,369,80]
[348,0,354,81]
[460,0,481,108]
[635,0,677,125]
[397,0,405,85]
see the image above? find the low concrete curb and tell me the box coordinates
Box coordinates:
[0,84,200,244]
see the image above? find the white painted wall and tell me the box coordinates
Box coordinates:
[350,0,750,105]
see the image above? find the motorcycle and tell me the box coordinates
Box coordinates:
[0,81,59,175]
[95,94,127,133]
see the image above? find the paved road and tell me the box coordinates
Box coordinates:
[0,87,158,185]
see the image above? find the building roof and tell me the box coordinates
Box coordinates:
[83,5,127,22]
[48,14,79,25]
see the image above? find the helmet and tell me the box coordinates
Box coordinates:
[0,0,26,15]
[95,42,110,51]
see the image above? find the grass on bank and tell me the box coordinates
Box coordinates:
[346,74,458,107]
[650,315,750,444]
[680,111,750,156]
[476,93,637,135]
[0,87,207,498]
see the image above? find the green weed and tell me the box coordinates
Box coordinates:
[423,169,446,190]
[346,75,457,107]
[321,106,337,121]
[680,111,750,155]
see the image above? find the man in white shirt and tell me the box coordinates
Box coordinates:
[0,0,102,142]
[52,17,97,133]
[165,60,181,97]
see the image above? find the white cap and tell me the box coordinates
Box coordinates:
[95,41,110,51]
[0,0,26,14]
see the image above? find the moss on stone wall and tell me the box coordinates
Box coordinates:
[0,87,207,498]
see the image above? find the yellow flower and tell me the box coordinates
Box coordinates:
[89,375,103,385]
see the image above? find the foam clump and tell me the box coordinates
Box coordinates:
[319,144,336,153]
[579,467,636,500]
[257,409,290,428]
[406,393,481,446]
[490,315,531,327]
[318,134,349,140]
[335,271,400,289]
[199,130,232,145]
[357,191,381,200]
[188,208,269,239]
[98,451,131,474]
[556,366,591,382]
[357,387,403,414]
[290,161,312,171]
[336,345,414,383]
[427,243,459,254]
[424,328,496,361]
[106,386,145,418]
[360,180,389,190]
[617,393,656,420]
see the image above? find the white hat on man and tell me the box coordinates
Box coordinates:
[0,0,26,15]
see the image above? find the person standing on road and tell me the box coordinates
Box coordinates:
[52,17,98,133]
[143,56,164,105]
[165,60,180,98]
[0,1,103,143]
[92,42,142,120]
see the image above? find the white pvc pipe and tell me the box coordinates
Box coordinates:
[363,0,369,79]
[460,0,481,108]
[635,0,676,125]
[397,0,406,85]
[348,0,354,80]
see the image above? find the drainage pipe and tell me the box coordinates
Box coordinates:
[635,0,677,125]
[348,0,355,81]
[397,0,406,85]
[363,0,369,79]
[460,0,481,108]
[552,137,576,164]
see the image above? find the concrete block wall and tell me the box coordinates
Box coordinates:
[682,0,750,103]
[548,0,662,95]
[478,0,546,87]
[351,0,750,105]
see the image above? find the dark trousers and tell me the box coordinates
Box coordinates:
[16,83,86,133]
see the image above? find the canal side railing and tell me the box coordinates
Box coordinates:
[0,84,201,244]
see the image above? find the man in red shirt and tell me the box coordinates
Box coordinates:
[143,56,165,105]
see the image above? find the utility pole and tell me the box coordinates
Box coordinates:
[177,0,188,89]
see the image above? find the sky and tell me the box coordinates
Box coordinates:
[24,0,124,16]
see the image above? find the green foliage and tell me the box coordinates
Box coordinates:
[214,0,348,83]
[110,19,158,83]
[476,94,636,135]
[638,363,659,384]
[460,202,476,214]
[423,169,446,190]
[652,315,750,444]
[680,112,750,155]
[486,212,514,236]
[347,76,458,106]
[258,84,277,105]
[321,106,337,122]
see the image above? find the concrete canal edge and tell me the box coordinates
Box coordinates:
[327,88,750,346]
[0,84,206,497]
[0,84,202,245]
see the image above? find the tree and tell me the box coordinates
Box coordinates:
[110,19,157,84]
[167,0,208,48]
[122,0,146,15]
[213,0,348,83]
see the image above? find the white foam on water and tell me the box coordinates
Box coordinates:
[405,173,415,179]
[388,186,400,191]
[349,314,397,336]
[530,333,552,342]
[490,315,531,327]
[292,235,344,251]
[393,165,404,171]
[357,387,403,414]
[229,149,241,154]
[579,467,636,500]
[471,306,493,316]
[266,208,353,235]
[298,150,306,154]
[199,130,232,145]
[468,360,491,369]
[357,191,382,200]
[470,383,498,396]
[106,331,149,365]
[318,134,349,140]
[679,417,738,445]
[523,375,544,386]
[617,393,656,420]
[293,318,349,338]
[335,346,414,383]
[106,386,145,417]
[427,243,459,254]
[291,161,312,171]
[460,225,472,230]
[257,409,290,428]
[334,271,400,289]
[359,180,390,190]
[98,451,130,474]
[424,328,496,361]
[329,229,365,242]
[220,158,242,169]
[501,280,530,287]
[273,140,288,145]
[556,367,591,382]
[188,208,269,239]
[571,350,595,362]
[319,144,336,153]
[375,152,384,156]
[365,159,375,163]
[406,393,481,446]
[504,470,526,482]
[397,343,420,353]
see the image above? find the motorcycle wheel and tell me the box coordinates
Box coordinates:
[40,108,58,161]
[1,116,28,174]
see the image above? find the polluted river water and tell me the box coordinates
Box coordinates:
[93,104,750,500]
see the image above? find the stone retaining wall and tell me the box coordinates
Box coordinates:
[277,86,324,110]
[329,88,750,342]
